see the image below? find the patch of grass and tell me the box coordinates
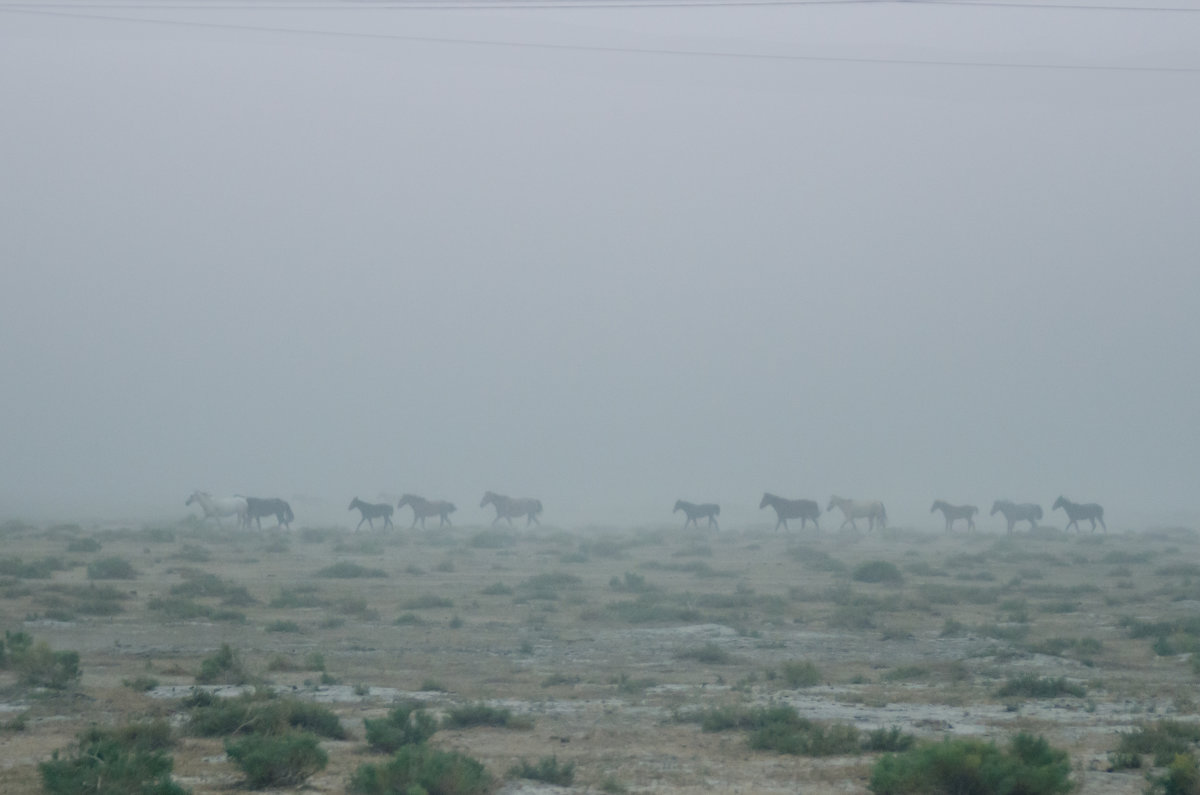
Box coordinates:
[270,586,326,608]
[862,726,917,752]
[266,620,302,633]
[124,675,160,692]
[402,594,453,609]
[186,689,346,739]
[87,556,137,580]
[677,643,734,665]
[350,743,492,795]
[173,544,211,562]
[480,582,513,596]
[225,731,328,788]
[869,733,1072,795]
[148,596,212,621]
[853,560,904,584]
[0,557,67,579]
[605,596,704,624]
[996,675,1086,699]
[315,561,386,578]
[469,530,516,548]
[780,660,821,688]
[508,755,575,786]
[1147,752,1200,795]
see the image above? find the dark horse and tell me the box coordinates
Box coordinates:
[674,500,720,531]
[349,497,394,531]
[397,494,456,529]
[1053,496,1107,532]
[759,493,820,532]
[243,496,294,530]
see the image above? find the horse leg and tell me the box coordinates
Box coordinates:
[710,516,719,532]
[1098,516,1107,532]
[355,517,365,532]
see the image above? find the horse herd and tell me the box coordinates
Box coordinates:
[187,490,1107,534]
[185,490,543,531]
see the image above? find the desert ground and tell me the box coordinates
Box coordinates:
[0,513,1197,793]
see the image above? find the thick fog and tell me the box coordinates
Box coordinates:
[1,2,1197,529]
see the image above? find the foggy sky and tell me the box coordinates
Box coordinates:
[2,1,1198,529]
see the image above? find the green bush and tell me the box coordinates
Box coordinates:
[364,703,438,752]
[14,640,80,689]
[350,743,492,795]
[869,733,1071,795]
[224,731,328,788]
[748,716,860,756]
[862,726,916,753]
[66,537,102,553]
[195,643,251,685]
[676,643,733,664]
[853,560,904,585]
[1149,753,1200,795]
[402,594,454,609]
[781,660,821,688]
[39,722,187,795]
[87,557,137,580]
[508,755,575,785]
[186,689,346,739]
[1114,721,1200,767]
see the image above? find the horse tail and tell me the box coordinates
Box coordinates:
[535,500,543,515]
[879,504,888,526]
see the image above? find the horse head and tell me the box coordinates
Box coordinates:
[759,493,772,509]
[348,497,359,511]
[673,500,685,513]
[480,492,498,508]
[1053,496,1068,512]
[931,500,943,513]
[827,496,843,512]
[990,500,1004,515]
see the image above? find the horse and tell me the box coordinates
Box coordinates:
[480,492,542,527]
[674,500,720,531]
[349,497,394,531]
[931,500,978,532]
[759,493,820,532]
[1053,496,1107,533]
[990,500,1042,534]
[397,494,456,529]
[243,496,294,530]
[185,491,247,528]
[827,496,887,531]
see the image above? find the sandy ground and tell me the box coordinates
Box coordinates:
[0,517,1196,793]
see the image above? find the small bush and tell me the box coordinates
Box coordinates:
[350,743,492,795]
[853,560,904,585]
[266,620,303,633]
[997,675,1086,699]
[195,643,251,685]
[187,690,346,739]
[14,640,80,689]
[1114,721,1200,766]
[863,726,916,753]
[480,582,513,596]
[39,722,186,795]
[364,703,438,752]
[869,733,1071,795]
[1149,753,1200,795]
[225,731,328,788]
[66,537,102,553]
[781,660,821,688]
[443,702,529,729]
[402,594,454,609]
[508,755,575,786]
[676,643,733,664]
[124,675,160,692]
[315,562,386,578]
[87,557,137,580]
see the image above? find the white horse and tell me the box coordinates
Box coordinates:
[480,491,542,527]
[827,496,887,531]
[186,491,247,528]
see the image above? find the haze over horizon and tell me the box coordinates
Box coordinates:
[2,1,1197,531]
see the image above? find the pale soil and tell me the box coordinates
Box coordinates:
[0,518,1196,793]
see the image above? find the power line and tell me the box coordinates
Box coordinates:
[4,5,1199,73]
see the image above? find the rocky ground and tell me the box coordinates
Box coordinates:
[0,516,1196,793]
